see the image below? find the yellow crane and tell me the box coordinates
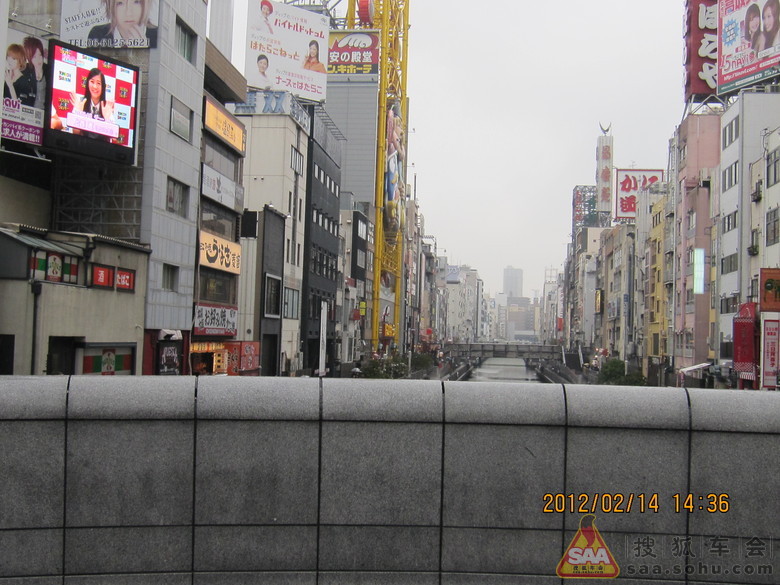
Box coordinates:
[347,0,410,354]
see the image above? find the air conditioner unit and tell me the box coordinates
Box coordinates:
[699,168,712,185]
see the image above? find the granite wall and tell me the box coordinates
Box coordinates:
[1,376,778,584]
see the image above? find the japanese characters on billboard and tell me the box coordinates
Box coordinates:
[684,0,718,100]
[596,135,613,214]
[60,0,160,49]
[717,0,780,95]
[384,101,406,243]
[614,169,664,223]
[761,314,779,388]
[328,30,380,76]
[245,0,329,102]
[3,31,47,146]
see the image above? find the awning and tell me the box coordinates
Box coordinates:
[0,228,83,256]
[739,371,756,381]
[679,362,711,375]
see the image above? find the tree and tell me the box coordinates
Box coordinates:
[598,358,646,386]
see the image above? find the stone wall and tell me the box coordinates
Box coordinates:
[1,376,779,583]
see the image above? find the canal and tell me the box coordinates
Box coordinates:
[468,357,543,383]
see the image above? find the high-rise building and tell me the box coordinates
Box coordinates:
[503,266,523,298]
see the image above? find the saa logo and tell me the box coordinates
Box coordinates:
[556,514,619,578]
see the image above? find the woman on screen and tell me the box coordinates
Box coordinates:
[303,40,326,73]
[51,68,116,141]
[4,43,35,106]
[88,0,158,48]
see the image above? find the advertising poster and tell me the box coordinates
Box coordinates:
[614,169,664,223]
[2,30,47,146]
[60,0,160,49]
[761,267,780,311]
[245,0,329,102]
[328,30,379,75]
[718,0,780,94]
[383,101,406,243]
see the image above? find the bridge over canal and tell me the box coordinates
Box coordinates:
[442,342,563,363]
[1,376,778,583]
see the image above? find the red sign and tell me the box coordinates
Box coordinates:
[684,0,717,101]
[115,268,136,291]
[760,268,780,312]
[614,169,664,222]
[92,264,115,289]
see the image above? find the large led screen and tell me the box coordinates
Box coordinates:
[43,40,140,165]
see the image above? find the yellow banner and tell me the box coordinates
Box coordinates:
[199,231,241,274]
[204,96,245,154]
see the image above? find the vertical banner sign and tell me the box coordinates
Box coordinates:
[319,300,327,377]
[684,0,718,100]
[614,169,664,223]
[693,248,705,294]
[762,316,779,389]
[596,135,613,214]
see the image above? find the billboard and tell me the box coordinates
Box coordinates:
[595,135,613,214]
[614,169,664,223]
[684,0,718,100]
[383,101,406,243]
[572,185,598,229]
[43,40,140,165]
[2,31,48,146]
[760,267,780,311]
[60,0,160,49]
[328,30,380,76]
[245,0,329,102]
[717,0,780,95]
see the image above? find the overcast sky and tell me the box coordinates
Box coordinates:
[404,1,685,297]
[233,1,686,298]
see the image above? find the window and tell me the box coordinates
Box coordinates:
[170,97,192,142]
[722,210,738,233]
[768,147,780,188]
[166,177,189,217]
[162,264,179,291]
[357,220,367,240]
[722,161,739,191]
[720,294,740,314]
[204,135,240,182]
[356,249,366,268]
[768,208,780,246]
[721,253,738,275]
[283,287,300,319]
[722,117,739,149]
[199,268,237,304]
[290,146,304,175]
[264,274,281,317]
[175,18,196,63]
[201,199,237,240]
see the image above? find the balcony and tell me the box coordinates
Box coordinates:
[751,181,763,203]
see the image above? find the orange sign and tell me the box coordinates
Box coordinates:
[761,268,780,312]
[556,515,619,578]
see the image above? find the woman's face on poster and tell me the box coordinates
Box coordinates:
[765,5,777,32]
[116,0,144,25]
[30,47,44,69]
[6,54,20,73]
[749,13,761,35]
